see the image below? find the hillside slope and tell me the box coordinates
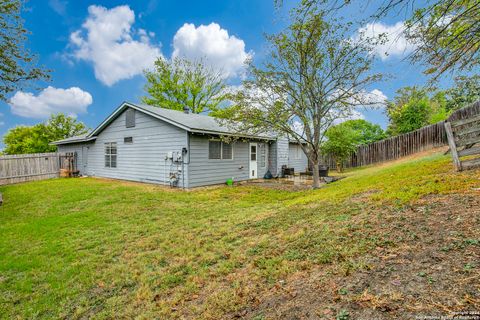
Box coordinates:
[0,149,479,319]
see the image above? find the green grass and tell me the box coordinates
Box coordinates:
[0,151,478,319]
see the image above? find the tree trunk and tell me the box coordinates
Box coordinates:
[336,160,343,173]
[312,162,321,189]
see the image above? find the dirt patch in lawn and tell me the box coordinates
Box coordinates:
[239,193,480,319]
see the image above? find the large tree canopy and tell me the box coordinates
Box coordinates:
[278,0,479,79]
[220,3,382,188]
[385,76,480,136]
[0,0,49,102]
[142,57,228,114]
[2,114,88,154]
[380,0,480,79]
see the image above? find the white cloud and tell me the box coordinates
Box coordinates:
[9,86,93,119]
[355,89,388,108]
[172,23,252,79]
[69,5,162,86]
[356,21,416,60]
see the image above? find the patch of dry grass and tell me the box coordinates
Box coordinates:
[0,150,479,319]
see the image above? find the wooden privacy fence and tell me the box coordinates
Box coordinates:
[0,152,77,185]
[323,101,480,170]
[444,108,480,171]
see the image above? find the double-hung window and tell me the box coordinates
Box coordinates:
[208,140,233,160]
[105,142,117,168]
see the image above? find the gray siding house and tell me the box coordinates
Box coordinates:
[53,102,308,188]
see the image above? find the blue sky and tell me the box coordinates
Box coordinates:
[0,0,451,146]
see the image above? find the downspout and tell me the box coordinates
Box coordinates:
[182,131,191,189]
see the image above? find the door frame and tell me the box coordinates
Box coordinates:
[249,142,258,179]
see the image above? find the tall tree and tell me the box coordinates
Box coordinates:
[2,114,88,154]
[0,0,49,102]
[338,119,387,145]
[142,57,228,114]
[321,124,359,172]
[444,75,480,112]
[378,0,480,79]
[279,0,479,79]
[220,3,381,188]
[385,87,432,135]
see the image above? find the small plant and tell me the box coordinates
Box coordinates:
[464,239,479,246]
[464,263,474,271]
[338,288,348,295]
[337,309,350,320]
[418,271,427,277]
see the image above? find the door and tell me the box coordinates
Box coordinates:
[82,146,89,174]
[249,143,258,179]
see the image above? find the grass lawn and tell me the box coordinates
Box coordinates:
[0,150,479,319]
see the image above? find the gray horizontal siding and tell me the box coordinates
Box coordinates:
[288,143,308,173]
[187,134,269,187]
[268,140,277,176]
[84,108,188,187]
[276,138,289,175]
[57,143,93,175]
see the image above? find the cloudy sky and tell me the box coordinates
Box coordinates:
[0,0,448,144]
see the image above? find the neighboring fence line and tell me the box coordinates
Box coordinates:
[323,100,480,169]
[0,152,76,185]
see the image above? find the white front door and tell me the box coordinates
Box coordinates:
[249,143,258,179]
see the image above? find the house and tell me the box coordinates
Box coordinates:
[52,102,308,188]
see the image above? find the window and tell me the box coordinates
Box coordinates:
[209,140,221,159]
[222,143,233,160]
[208,140,233,160]
[105,142,117,168]
[126,109,135,128]
[124,137,133,144]
[250,145,257,161]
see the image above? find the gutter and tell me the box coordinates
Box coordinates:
[50,137,97,146]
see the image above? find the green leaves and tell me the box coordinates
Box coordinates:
[403,0,480,79]
[0,0,50,102]
[321,124,361,171]
[142,57,228,114]
[3,114,88,154]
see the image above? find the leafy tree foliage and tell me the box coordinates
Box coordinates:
[403,0,480,79]
[339,119,387,145]
[0,0,49,102]
[3,114,88,154]
[220,3,381,188]
[320,119,386,171]
[142,57,228,114]
[386,77,480,136]
[280,0,479,79]
[321,125,359,172]
[444,75,480,112]
[386,87,436,135]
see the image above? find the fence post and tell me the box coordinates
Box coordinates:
[444,121,462,171]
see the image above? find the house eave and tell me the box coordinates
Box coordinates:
[189,129,276,141]
[50,137,97,146]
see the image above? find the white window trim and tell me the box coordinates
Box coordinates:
[104,142,117,168]
[208,139,234,160]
